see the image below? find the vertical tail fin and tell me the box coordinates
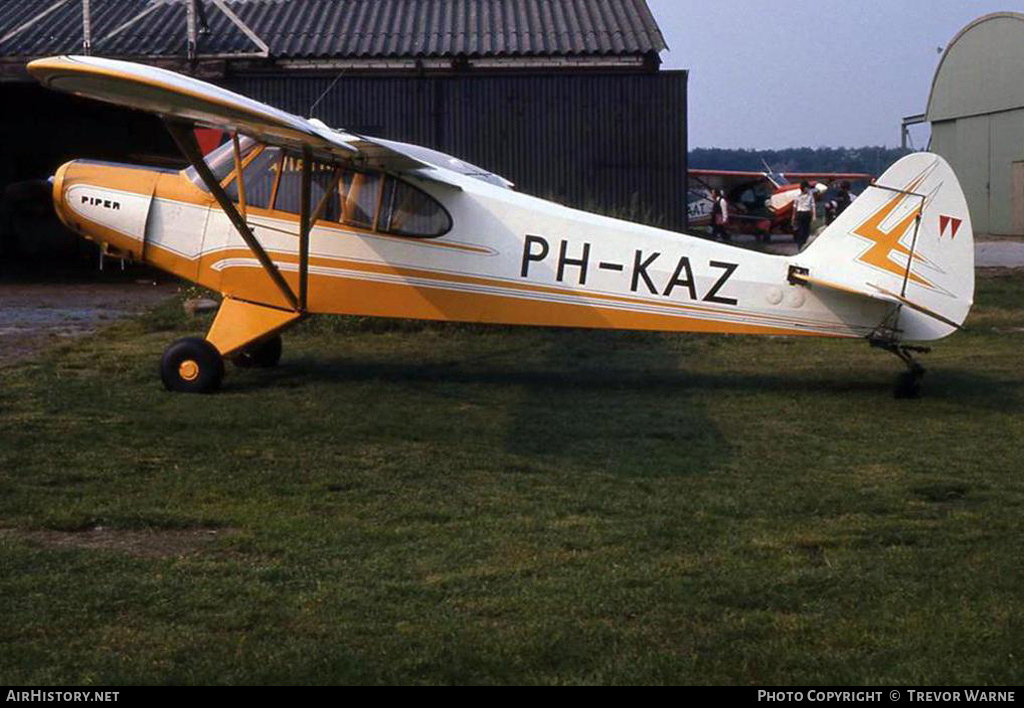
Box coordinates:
[798,153,974,341]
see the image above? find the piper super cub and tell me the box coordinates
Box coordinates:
[29,56,974,397]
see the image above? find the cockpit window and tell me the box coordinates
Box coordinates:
[311,167,342,222]
[340,172,382,229]
[208,142,451,239]
[185,136,257,191]
[379,178,452,238]
[225,146,281,209]
[272,153,306,215]
[272,153,343,220]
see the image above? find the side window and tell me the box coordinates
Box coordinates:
[273,154,341,220]
[225,146,281,209]
[340,172,382,228]
[234,153,448,239]
[311,165,341,222]
[380,178,452,238]
[273,153,305,214]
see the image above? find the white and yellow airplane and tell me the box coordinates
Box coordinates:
[28,56,975,396]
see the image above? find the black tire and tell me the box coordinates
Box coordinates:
[231,334,283,369]
[894,370,923,400]
[160,337,225,393]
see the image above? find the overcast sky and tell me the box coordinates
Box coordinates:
[647,1,1020,149]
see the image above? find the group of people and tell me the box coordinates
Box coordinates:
[707,181,853,249]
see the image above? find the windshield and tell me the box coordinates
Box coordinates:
[185,136,257,190]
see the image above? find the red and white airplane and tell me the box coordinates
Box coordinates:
[689,168,874,239]
[28,56,973,397]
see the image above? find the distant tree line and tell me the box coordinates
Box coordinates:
[689,146,913,177]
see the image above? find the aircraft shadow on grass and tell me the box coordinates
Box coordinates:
[229,345,1018,403]
[221,329,1020,479]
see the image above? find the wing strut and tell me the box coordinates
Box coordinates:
[299,146,312,311]
[231,133,247,219]
[165,120,302,312]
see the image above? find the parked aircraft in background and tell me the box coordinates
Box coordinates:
[689,168,874,240]
[29,56,973,397]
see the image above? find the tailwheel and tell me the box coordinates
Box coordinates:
[160,337,225,393]
[895,367,925,400]
[230,334,283,369]
[870,338,930,399]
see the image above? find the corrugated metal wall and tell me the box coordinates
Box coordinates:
[223,71,689,230]
[931,110,1024,235]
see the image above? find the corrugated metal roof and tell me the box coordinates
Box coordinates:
[0,0,667,59]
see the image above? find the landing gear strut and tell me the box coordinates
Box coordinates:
[870,338,931,399]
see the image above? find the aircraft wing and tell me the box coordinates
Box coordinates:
[689,169,770,193]
[26,55,500,189]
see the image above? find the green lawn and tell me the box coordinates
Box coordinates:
[1,273,1022,685]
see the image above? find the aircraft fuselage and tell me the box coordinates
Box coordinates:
[52,157,888,341]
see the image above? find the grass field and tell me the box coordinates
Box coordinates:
[1,273,1022,685]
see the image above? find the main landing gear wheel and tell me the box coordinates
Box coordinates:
[230,334,283,369]
[160,337,225,393]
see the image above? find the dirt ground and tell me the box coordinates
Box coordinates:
[0,278,178,366]
[0,527,238,559]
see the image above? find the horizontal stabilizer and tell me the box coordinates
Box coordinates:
[866,283,964,331]
[790,271,962,331]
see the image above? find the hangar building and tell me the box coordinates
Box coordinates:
[0,0,688,265]
[905,12,1024,236]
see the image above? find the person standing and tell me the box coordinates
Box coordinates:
[835,181,852,216]
[791,181,816,249]
[710,189,730,241]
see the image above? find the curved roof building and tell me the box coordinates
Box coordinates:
[923,13,1024,235]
